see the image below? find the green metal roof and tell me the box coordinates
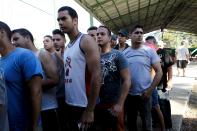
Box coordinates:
[75,0,197,34]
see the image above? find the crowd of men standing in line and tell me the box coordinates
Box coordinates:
[1,5,187,131]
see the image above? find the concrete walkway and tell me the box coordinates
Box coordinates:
[169,62,197,131]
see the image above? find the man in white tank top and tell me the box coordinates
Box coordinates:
[57,6,101,131]
[11,28,60,131]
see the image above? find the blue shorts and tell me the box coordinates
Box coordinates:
[152,89,159,108]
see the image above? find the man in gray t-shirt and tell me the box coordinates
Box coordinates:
[0,68,9,131]
[94,25,131,131]
[123,25,162,131]
[100,49,129,104]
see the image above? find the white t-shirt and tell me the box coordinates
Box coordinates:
[176,46,189,60]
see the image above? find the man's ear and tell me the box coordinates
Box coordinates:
[0,29,5,39]
[24,35,28,40]
[73,17,78,25]
[22,36,30,45]
[25,36,31,42]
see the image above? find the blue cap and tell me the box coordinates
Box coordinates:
[118,29,128,37]
[111,34,117,40]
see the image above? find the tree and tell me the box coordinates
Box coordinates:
[162,30,197,48]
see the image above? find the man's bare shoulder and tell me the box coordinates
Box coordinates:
[80,34,98,50]
[81,34,95,43]
[38,49,52,63]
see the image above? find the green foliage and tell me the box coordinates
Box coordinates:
[162,30,197,48]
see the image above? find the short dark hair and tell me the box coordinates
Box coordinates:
[12,28,34,43]
[58,6,78,19]
[145,36,157,44]
[0,21,12,40]
[52,29,65,39]
[87,26,98,32]
[44,35,52,40]
[130,25,143,33]
[98,25,111,36]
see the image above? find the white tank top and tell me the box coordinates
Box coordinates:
[63,33,87,107]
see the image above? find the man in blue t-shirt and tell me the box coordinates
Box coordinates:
[94,25,131,131]
[0,21,43,131]
[12,28,59,131]
[123,25,162,131]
